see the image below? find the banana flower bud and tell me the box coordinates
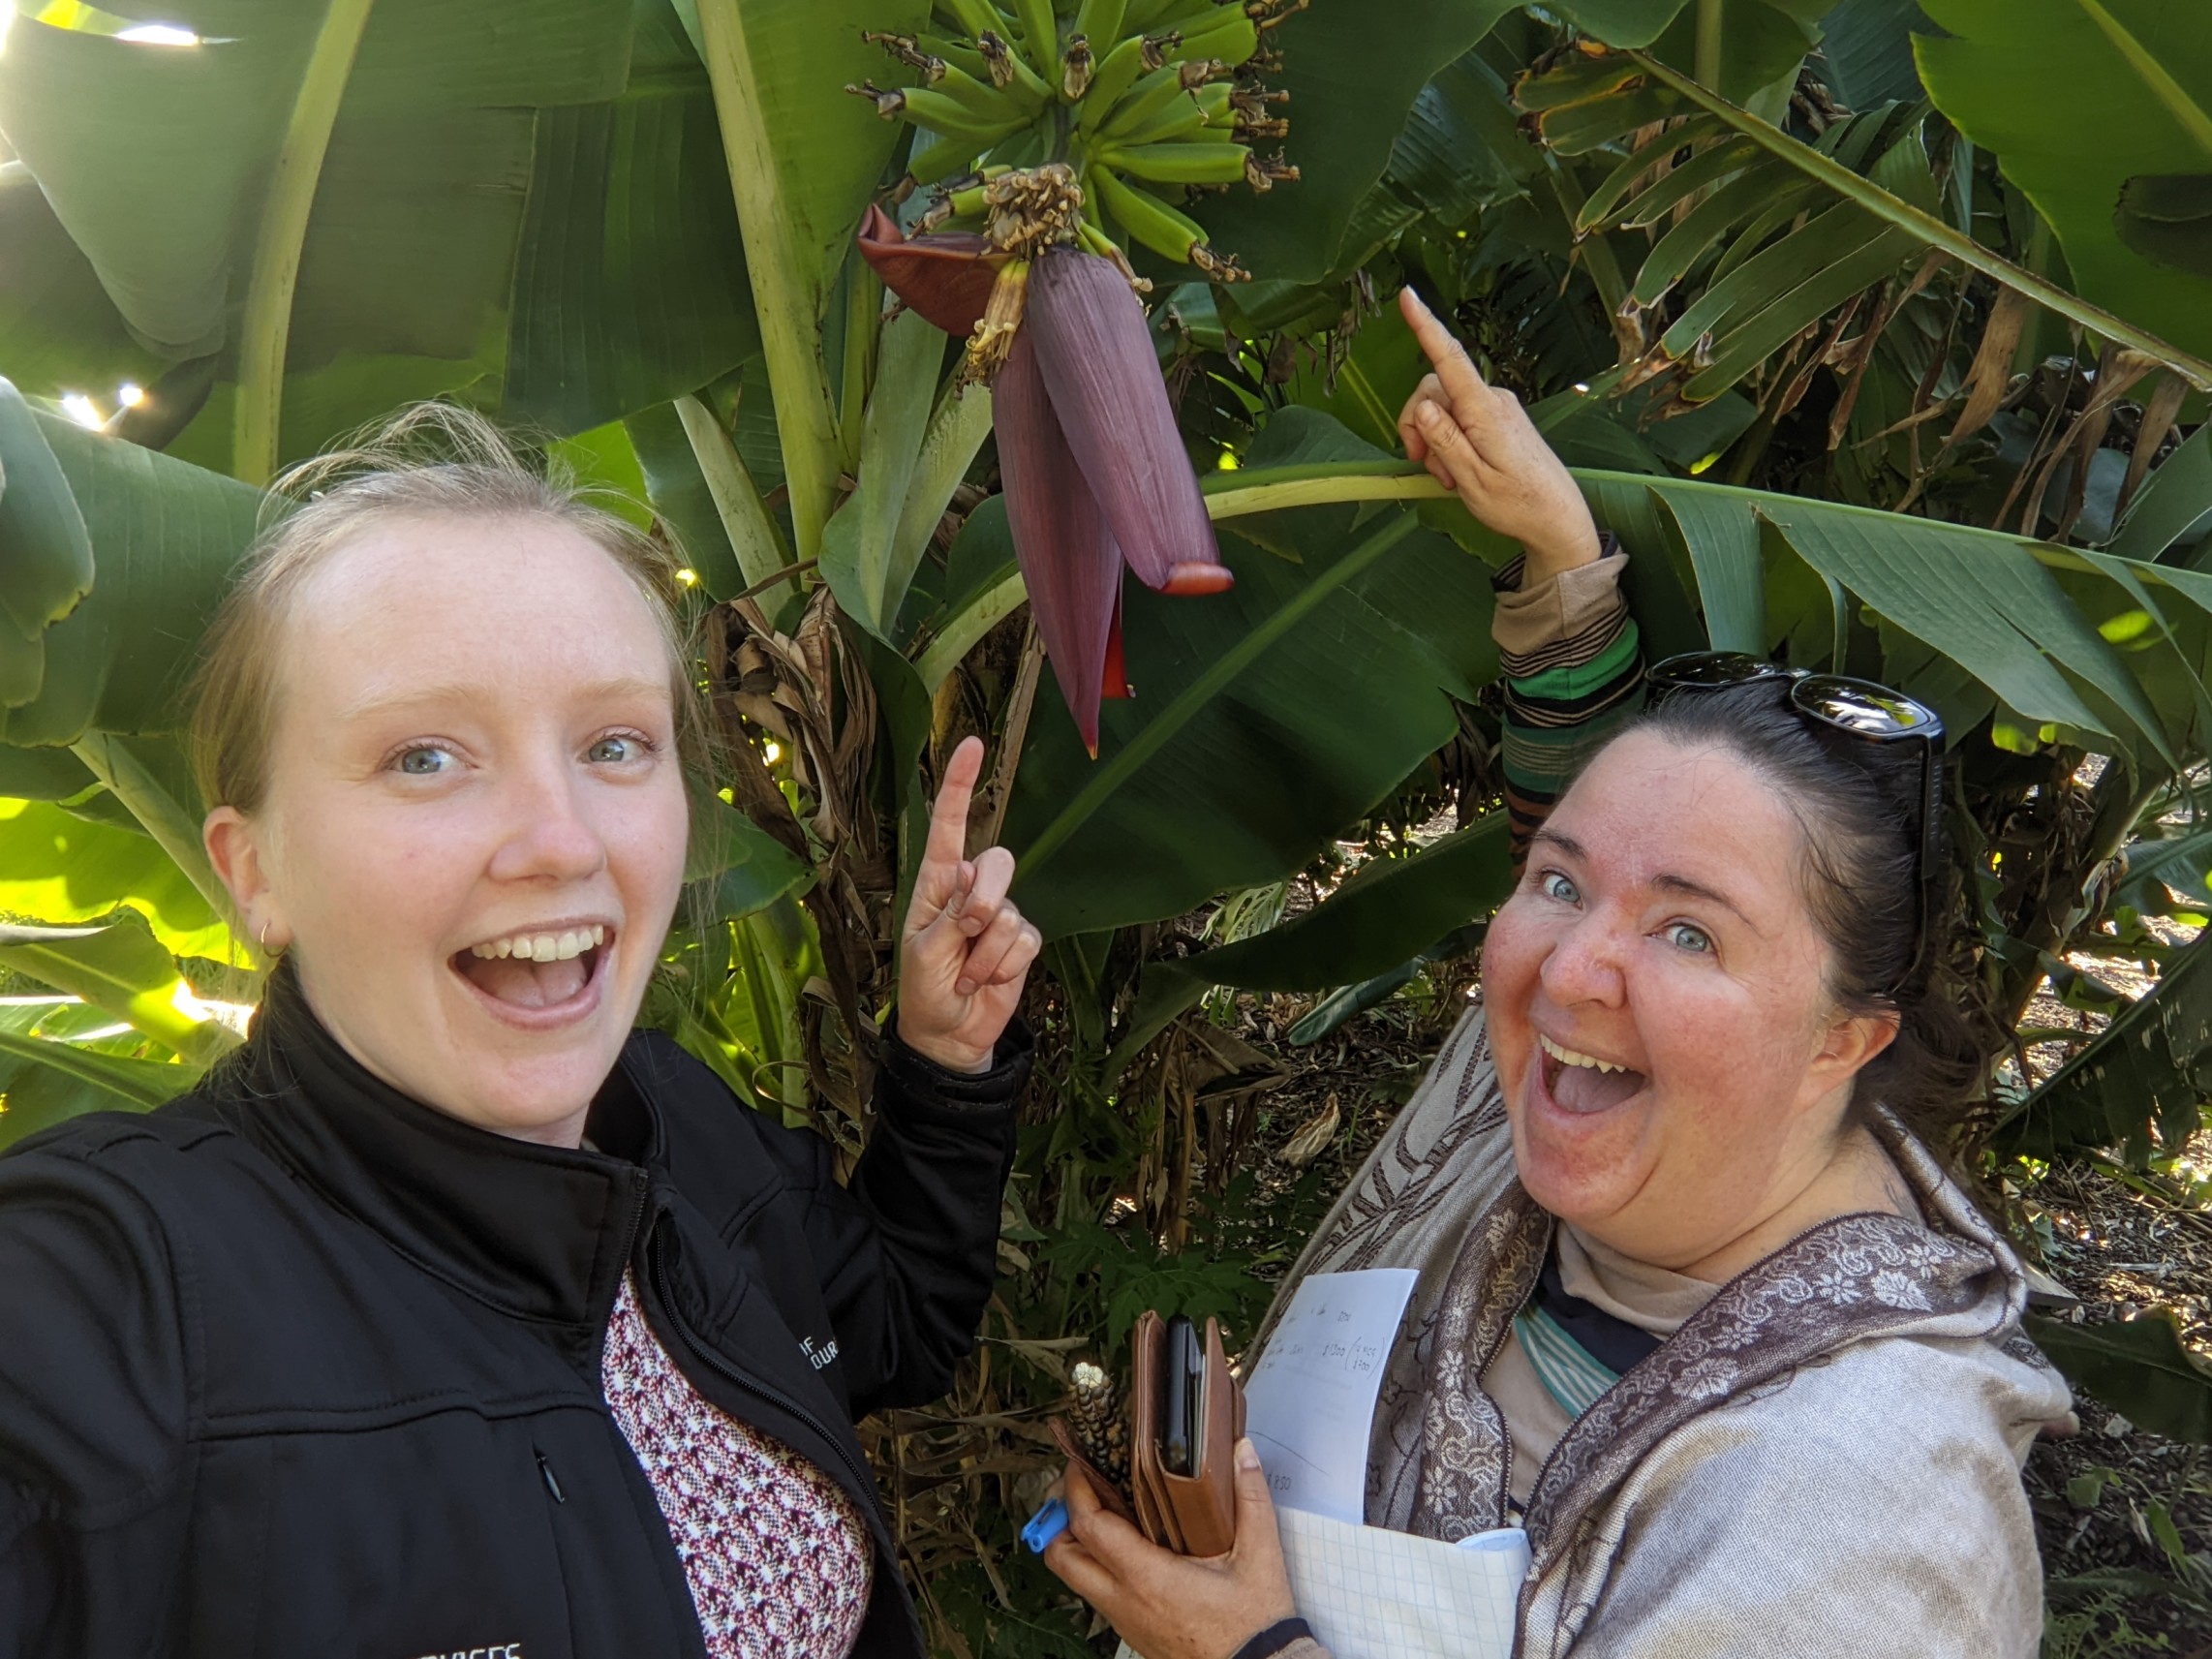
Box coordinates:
[857,207,1231,755]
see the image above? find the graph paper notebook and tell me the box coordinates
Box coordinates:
[1108,1511,1526,1659]
[1275,1506,1527,1659]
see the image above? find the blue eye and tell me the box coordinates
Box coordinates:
[588,733,651,764]
[394,745,453,776]
[1665,921,1714,954]
[1539,871,1580,905]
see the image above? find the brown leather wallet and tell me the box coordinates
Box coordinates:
[1129,1310,1245,1555]
[1051,1311,1247,1555]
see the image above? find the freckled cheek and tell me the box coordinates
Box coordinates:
[601,790,691,921]
[1639,995,1803,1144]
[1479,903,1549,1088]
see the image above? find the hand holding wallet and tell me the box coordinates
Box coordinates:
[1050,1308,1246,1557]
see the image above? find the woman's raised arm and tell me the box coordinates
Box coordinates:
[1397,287,1644,871]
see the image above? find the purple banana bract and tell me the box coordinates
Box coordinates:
[857,209,1232,755]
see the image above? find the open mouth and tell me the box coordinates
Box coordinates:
[1537,1030,1649,1116]
[451,923,612,1013]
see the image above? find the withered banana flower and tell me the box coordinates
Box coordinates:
[857,205,1231,755]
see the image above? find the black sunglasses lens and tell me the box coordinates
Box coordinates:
[1794,676,1940,738]
[1647,652,1782,690]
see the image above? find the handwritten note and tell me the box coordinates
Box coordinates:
[1243,1268,1419,1523]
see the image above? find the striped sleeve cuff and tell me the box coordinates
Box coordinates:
[1490,538,1631,672]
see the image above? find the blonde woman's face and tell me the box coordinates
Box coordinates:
[211,513,691,1147]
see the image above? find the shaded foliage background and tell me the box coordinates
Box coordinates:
[5,0,2212,1648]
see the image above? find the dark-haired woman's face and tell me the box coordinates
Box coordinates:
[1482,730,1894,1275]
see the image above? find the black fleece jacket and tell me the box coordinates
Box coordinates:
[0,966,1029,1658]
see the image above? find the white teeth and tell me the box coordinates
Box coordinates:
[466,925,611,962]
[1539,1032,1631,1074]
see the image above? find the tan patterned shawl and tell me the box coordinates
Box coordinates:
[1247,996,2071,1658]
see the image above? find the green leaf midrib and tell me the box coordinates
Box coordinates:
[2074,0,2212,159]
[1208,458,2155,583]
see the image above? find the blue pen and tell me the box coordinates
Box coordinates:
[1022,1494,1070,1553]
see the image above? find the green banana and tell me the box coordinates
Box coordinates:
[933,61,1033,121]
[1011,0,1059,71]
[883,84,1029,143]
[1073,0,1130,50]
[1089,164,1207,261]
[1097,138,1250,185]
[913,34,996,82]
[1077,34,1150,132]
[907,132,986,184]
[1113,86,1210,145]
[1157,8,1257,68]
[1122,0,1220,34]
[937,0,1011,41]
[1097,61,1206,139]
[1123,77,1234,143]
[977,29,1055,104]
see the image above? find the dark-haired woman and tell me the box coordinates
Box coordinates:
[1040,290,2071,1659]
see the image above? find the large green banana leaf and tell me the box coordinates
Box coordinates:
[1553,0,1840,107]
[1000,408,2212,944]
[0,999,204,1150]
[0,795,231,960]
[1917,0,2212,361]
[0,0,758,473]
[2004,928,2212,1164]
[998,409,1510,938]
[0,395,261,748]
[0,917,235,1062]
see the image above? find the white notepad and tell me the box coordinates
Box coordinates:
[1243,1269,1421,1523]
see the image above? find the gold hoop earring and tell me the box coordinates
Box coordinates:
[259,921,276,956]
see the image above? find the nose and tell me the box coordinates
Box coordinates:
[1537,906,1629,1010]
[485,752,608,887]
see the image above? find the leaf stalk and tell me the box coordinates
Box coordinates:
[232,0,379,485]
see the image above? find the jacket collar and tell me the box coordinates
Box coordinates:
[220,962,661,1333]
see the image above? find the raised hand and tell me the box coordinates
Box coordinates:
[896,735,1043,1073]
[1395,286,1603,581]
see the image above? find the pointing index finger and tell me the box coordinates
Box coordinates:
[923,735,986,877]
[1398,287,1491,419]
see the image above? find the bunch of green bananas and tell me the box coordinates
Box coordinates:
[849,0,1301,280]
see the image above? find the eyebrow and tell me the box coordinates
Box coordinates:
[1527,829,1764,935]
[333,676,673,723]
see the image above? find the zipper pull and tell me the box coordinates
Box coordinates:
[537,1451,567,1503]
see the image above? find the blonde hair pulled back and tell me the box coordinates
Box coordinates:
[186,402,709,821]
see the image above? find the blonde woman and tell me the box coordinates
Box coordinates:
[0,408,1041,1659]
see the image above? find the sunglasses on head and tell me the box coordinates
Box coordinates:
[1644,652,1946,997]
